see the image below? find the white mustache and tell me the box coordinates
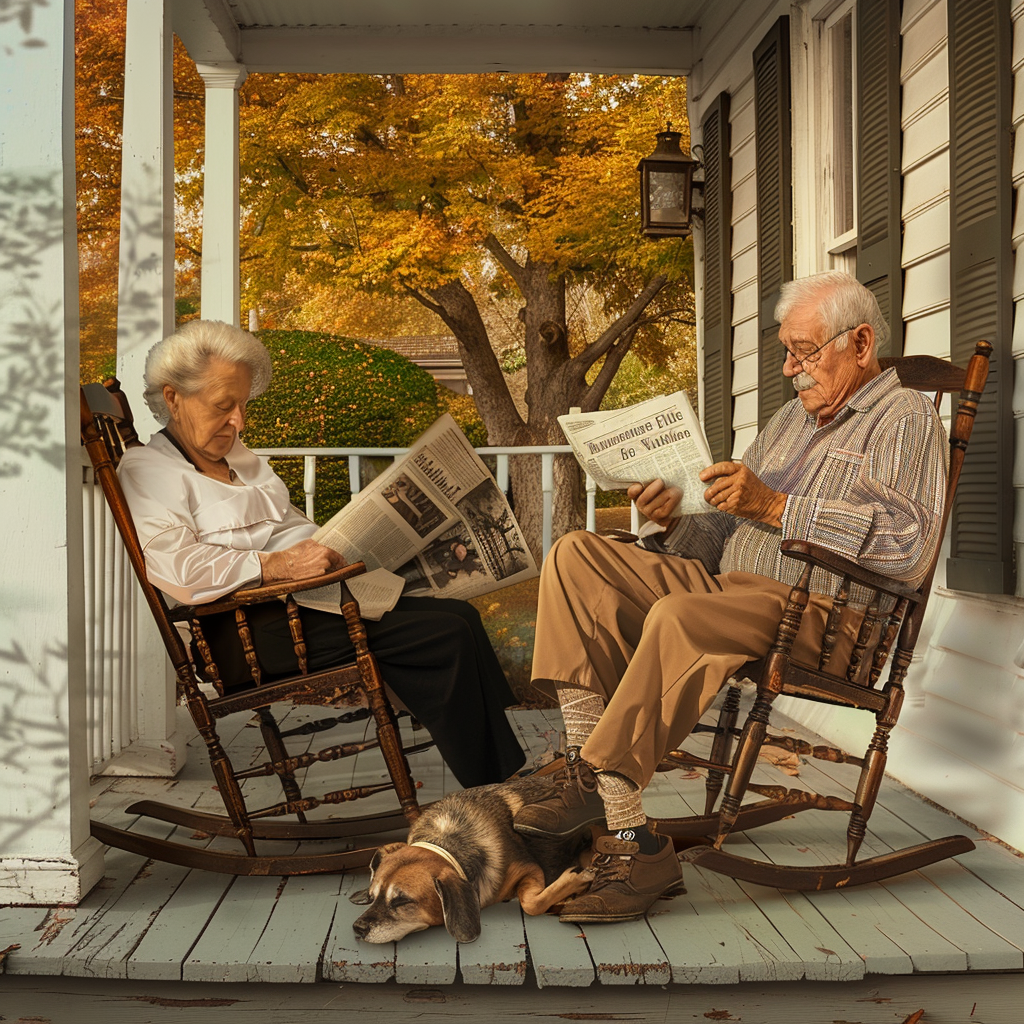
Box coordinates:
[793,372,817,392]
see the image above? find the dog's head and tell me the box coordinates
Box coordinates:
[350,841,482,943]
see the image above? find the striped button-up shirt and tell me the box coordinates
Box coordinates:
[657,368,947,603]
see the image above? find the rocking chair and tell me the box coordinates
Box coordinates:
[82,379,431,875]
[655,340,992,890]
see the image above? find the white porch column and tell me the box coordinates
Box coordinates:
[0,0,105,903]
[197,63,247,325]
[108,0,186,777]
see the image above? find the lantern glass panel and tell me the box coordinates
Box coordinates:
[647,170,688,225]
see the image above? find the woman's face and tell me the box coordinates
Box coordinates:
[163,357,252,463]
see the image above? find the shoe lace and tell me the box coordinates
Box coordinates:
[590,852,632,888]
[562,747,597,793]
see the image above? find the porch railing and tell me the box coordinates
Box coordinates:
[252,445,603,555]
[82,453,139,770]
[82,443,631,772]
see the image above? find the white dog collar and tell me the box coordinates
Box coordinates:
[410,841,468,881]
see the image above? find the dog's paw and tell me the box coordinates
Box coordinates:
[348,887,373,905]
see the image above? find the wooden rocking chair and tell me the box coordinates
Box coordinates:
[654,340,992,890]
[82,379,431,875]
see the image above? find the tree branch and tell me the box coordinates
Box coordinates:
[584,324,639,408]
[483,233,527,290]
[573,274,669,372]
[276,155,312,196]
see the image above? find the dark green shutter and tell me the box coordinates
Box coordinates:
[701,92,732,463]
[856,0,902,356]
[946,0,1014,594]
[754,17,793,428]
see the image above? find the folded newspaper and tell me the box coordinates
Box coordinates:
[557,391,715,517]
[295,414,538,619]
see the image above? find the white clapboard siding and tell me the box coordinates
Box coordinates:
[730,76,759,457]
[901,0,949,333]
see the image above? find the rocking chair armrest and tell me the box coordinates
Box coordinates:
[778,540,923,603]
[168,562,369,620]
[233,561,368,603]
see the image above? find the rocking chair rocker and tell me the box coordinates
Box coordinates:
[82,379,431,875]
[654,340,992,891]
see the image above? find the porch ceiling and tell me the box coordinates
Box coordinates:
[172,0,703,74]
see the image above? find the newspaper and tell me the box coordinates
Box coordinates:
[304,414,538,615]
[557,391,714,517]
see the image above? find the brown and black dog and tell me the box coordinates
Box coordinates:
[350,775,595,943]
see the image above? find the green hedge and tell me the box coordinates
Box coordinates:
[244,330,444,522]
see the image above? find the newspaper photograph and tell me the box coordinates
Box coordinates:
[309,414,538,608]
[558,391,715,516]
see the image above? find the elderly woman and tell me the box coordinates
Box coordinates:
[117,319,526,788]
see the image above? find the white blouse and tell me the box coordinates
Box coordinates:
[118,432,315,606]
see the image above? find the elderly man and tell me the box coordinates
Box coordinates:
[518,271,947,924]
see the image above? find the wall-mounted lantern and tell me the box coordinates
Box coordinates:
[638,129,702,237]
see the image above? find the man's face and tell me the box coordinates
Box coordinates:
[779,302,867,425]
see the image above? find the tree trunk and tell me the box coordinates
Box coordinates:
[412,258,669,559]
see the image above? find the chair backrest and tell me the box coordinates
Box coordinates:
[877,341,992,649]
[80,379,196,686]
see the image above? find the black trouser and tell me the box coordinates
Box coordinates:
[194,596,526,788]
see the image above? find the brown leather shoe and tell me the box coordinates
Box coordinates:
[512,747,606,839]
[558,831,686,923]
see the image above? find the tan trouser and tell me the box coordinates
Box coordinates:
[531,531,857,789]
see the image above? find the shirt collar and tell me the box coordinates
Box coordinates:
[800,366,901,426]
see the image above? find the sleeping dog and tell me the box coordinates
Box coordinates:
[350,775,595,943]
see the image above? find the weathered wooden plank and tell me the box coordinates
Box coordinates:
[321,873,395,984]
[246,874,343,983]
[0,906,49,974]
[4,837,173,977]
[60,856,193,979]
[692,860,849,982]
[520,911,596,988]
[456,899,528,986]
[126,865,235,981]
[651,886,743,985]
[393,915,458,986]
[181,874,285,982]
[577,914,671,986]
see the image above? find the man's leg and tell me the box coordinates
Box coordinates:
[519,532,720,841]
[525,539,819,921]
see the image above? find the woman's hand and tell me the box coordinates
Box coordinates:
[699,462,787,526]
[258,540,346,583]
[627,479,682,532]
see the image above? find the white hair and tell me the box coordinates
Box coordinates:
[143,320,272,425]
[774,271,889,353]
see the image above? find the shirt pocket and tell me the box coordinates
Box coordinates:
[817,449,866,499]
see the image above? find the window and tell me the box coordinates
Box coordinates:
[815,2,857,272]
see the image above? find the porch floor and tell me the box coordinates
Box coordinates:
[3,703,1024,989]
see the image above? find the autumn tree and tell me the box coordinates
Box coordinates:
[204,73,693,552]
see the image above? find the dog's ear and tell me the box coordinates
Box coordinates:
[434,875,481,943]
[349,841,407,904]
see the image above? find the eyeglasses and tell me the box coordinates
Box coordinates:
[781,325,858,369]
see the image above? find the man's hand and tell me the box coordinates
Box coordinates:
[699,462,787,527]
[627,479,683,532]
[258,540,346,583]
